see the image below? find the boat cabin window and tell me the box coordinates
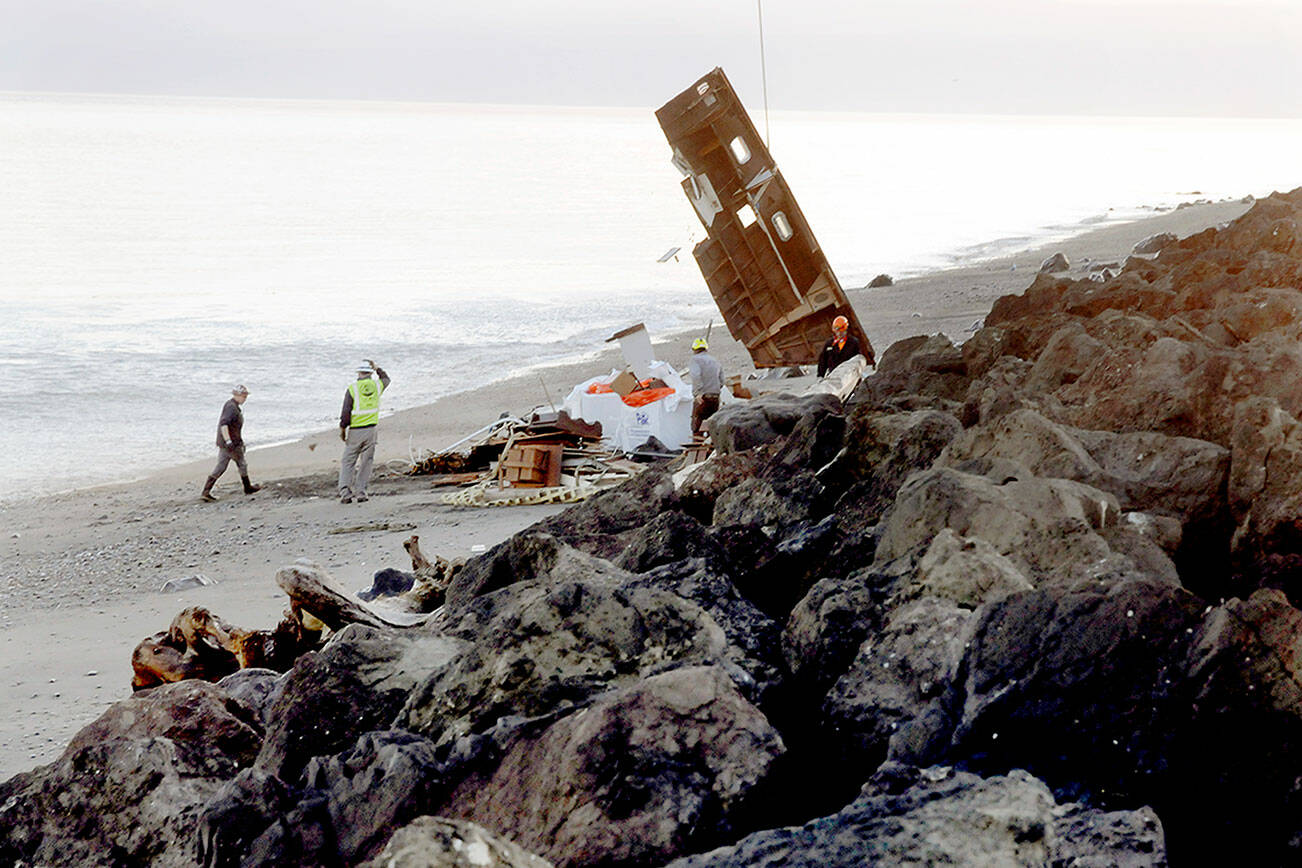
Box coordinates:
[729,136,752,165]
[772,211,794,241]
[737,204,759,227]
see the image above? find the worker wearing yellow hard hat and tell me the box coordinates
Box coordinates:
[688,337,723,435]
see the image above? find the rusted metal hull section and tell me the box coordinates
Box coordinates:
[656,67,873,368]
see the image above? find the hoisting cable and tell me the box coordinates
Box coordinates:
[757,0,771,148]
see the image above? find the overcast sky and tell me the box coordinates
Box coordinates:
[3,0,1300,116]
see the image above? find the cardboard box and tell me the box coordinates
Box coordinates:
[610,368,639,397]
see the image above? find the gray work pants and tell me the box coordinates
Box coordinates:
[210,443,248,479]
[339,425,378,497]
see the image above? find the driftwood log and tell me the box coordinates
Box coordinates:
[130,605,312,690]
[276,561,431,628]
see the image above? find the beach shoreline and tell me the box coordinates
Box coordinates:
[0,197,1253,780]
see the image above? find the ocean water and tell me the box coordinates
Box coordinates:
[3,92,1302,499]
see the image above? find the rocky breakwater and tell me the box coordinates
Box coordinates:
[7,190,1302,865]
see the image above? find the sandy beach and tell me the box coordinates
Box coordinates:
[0,197,1253,781]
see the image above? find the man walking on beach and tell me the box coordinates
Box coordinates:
[339,359,390,503]
[688,337,723,436]
[200,385,261,502]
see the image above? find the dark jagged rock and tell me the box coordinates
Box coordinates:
[293,730,444,865]
[666,764,1166,867]
[256,624,466,782]
[867,273,894,288]
[430,665,784,868]
[947,580,1204,798]
[712,477,808,530]
[197,767,296,868]
[530,467,680,560]
[358,566,416,601]
[739,514,844,618]
[0,681,262,867]
[782,570,886,694]
[614,510,723,574]
[760,406,847,479]
[940,407,1231,589]
[850,335,970,412]
[628,557,785,703]
[675,449,767,524]
[830,408,963,529]
[399,578,728,747]
[216,668,283,728]
[1228,396,1302,600]
[823,598,971,777]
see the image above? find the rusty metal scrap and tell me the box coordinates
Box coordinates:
[657,67,874,368]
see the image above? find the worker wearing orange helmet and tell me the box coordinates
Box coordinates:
[817,314,869,377]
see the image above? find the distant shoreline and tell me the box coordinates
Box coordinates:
[0,197,1251,508]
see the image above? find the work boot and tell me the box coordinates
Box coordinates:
[241,475,262,494]
[200,476,219,502]
[355,493,369,502]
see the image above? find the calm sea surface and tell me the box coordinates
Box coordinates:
[3,93,1302,498]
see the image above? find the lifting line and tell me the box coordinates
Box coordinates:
[756,0,771,148]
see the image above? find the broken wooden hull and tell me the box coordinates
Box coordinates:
[656,68,874,368]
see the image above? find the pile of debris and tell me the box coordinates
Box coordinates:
[409,408,651,507]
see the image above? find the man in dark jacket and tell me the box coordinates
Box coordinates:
[200,385,261,502]
[817,315,868,377]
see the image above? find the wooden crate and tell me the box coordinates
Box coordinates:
[498,443,563,488]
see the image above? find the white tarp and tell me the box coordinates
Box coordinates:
[804,355,867,402]
[563,359,695,452]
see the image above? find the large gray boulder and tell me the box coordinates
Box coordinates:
[240,730,445,866]
[828,409,962,529]
[851,335,970,411]
[1228,396,1302,596]
[255,624,467,782]
[707,392,844,454]
[431,665,784,868]
[876,466,1176,589]
[359,816,555,868]
[823,597,972,772]
[941,407,1229,529]
[666,764,1166,867]
[443,532,637,612]
[627,557,785,703]
[0,681,263,868]
[530,468,681,560]
[399,578,729,747]
[782,569,886,694]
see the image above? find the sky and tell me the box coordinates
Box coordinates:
[3,0,1300,116]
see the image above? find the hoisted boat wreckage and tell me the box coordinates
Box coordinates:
[656,67,874,369]
[407,69,878,504]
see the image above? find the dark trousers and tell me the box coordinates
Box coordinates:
[692,394,720,434]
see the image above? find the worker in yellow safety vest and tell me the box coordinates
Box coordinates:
[338,359,390,503]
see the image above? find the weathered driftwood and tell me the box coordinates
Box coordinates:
[404,533,436,571]
[327,520,418,535]
[276,562,430,628]
[131,605,312,690]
